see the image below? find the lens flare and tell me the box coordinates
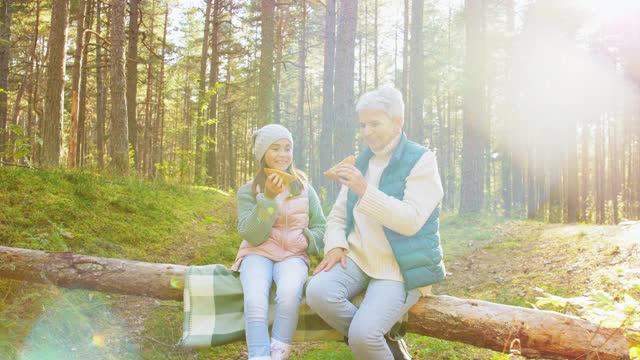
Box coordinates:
[170,276,184,289]
[92,334,106,347]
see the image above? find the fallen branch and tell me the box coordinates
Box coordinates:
[0,246,633,359]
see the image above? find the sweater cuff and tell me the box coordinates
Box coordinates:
[357,185,391,221]
[324,236,349,256]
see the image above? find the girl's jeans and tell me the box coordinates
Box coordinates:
[306,257,420,360]
[239,255,308,358]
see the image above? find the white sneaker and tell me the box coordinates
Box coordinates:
[270,338,291,360]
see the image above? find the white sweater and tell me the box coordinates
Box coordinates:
[323,134,444,295]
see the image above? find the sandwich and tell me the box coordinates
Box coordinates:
[323,155,356,181]
[264,168,297,186]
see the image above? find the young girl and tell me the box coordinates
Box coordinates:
[231,124,326,360]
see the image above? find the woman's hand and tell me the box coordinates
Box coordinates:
[336,165,368,197]
[313,248,347,275]
[264,173,285,198]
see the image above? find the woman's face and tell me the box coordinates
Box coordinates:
[264,139,293,171]
[358,109,402,152]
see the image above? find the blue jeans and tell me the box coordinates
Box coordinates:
[306,257,420,360]
[239,255,308,359]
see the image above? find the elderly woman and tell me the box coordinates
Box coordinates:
[306,84,445,360]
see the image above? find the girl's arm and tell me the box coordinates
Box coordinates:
[237,184,279,246]
[304,186,327,255]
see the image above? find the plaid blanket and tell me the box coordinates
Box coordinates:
[180,264,408,348]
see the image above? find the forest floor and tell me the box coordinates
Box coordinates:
[1,168,638,359]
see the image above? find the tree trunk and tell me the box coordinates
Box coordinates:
[195,0,212,184]
[77,0,93,167]
[596,117,605,224]
[459,0,486,213]
[126,0,139,168]
[225,56,235,189]
[42,0,70,168]
[95,0,105,168]
[333,0,357,162]
[67,0,87,168]
[109,0,129,175]
[402,0,409,121]
[198,0,215,183]
[294,0,306,168]
[273,3,287,125]
[206,0,222,186]
[567,118,578,223]
[0,0,10,158]
[27,0,41,165]
[152,4,168,179]
[408,0,424,144]
[257,0,275,126]
[319,0,336,193]
[0,245,632,360]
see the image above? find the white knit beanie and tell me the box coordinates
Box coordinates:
[253,124,294,161]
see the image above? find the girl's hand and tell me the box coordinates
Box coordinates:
[336,165,368,197]
[313,248,347,275]
[264,173,285,198]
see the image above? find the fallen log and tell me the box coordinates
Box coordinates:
[0,246,633,359]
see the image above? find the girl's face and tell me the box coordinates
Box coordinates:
[358,109,402,152]
[264,139,293,171]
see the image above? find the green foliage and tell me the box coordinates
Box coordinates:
[536,274,640,356]
[0,124,33,164]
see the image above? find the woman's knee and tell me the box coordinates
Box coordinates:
[305,276,329,310]
[348,320,385,355]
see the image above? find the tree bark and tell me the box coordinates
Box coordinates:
[109,0,129,175]
[95,0,105,168]
[126,0,140,168]
[0,0,10,157]
[294,0,306,168]
[257,0,275,126]
[78,0,94,167]
[318,0,336,193]
[42,0,70,168]
[333,0,357,165]
[67,0,87,168]
[459,0,486,213]
[0,245,632,359]
[408,0,424,144]
[206,0,222,186]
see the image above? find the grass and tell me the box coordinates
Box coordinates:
[0,167,232,359]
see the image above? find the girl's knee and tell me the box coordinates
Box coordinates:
[244,295,269,317]
[276,285,303,307]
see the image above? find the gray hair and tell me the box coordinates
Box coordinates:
[355,84,404,119]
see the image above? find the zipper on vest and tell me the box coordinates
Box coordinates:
[284,197,288,248]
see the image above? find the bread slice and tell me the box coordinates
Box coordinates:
[323,155,356,181]
[264,168,297,186]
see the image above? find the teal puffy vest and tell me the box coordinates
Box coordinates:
[345,133,446,290]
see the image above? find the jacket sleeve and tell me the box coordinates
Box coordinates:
[356,151,444,236]
[303,186,327,255]
[236,184,279,246]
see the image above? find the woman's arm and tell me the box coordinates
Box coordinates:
[236,184,279,246]
[357,151,444,236]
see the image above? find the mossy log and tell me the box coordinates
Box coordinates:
[0,246,633,359]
